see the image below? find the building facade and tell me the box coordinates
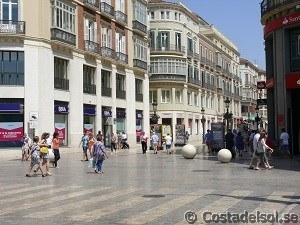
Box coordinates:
[0,0,149,148]
[261,0,300,155]
[148,0,242,144]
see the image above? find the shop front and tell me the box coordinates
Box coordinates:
[54,103,69,146]
[136,110,143,142]
[83,105,96,135]
[102,107,112,147]
[116,108,126,135]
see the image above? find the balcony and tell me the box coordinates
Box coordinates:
[100,2,114,17]
[116,90,126,99]
[187,50,193,58]
[83,0,99,9]
[0,20,25,35]
[203,83,216,91]
[132,20,147,35]
[133,59,147,70]
[101,86,112,97]
[150,44,185,55]
[116,52,128,64]
[150,74,186,82]
[83,83,96,95]
[261,0,298,17]
[54,77,69,90]
[136,93,143,102]
[100,46,116,60]
[51,28,76,46]
[85,40,100,54]
[115,11,127,25]
[193,52,199,60]
[187,77,202,86]
[0,74,24,86]
[224,90,232,97]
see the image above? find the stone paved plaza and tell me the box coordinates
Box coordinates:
[0,146,299,225]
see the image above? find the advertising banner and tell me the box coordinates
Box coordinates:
[175,124,185,146]
[54,123,66,140]
[0,122,23,141]
[84,124,93,134]
[211,123,225,150]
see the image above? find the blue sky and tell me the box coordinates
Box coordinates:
[168,0,265,69]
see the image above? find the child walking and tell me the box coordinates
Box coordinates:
[52,132,60,168]
[93,135,108,174]
[25,136,45,177]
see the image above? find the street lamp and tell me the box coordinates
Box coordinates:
[151,100,158,124]
[200,107,206,144]
[223,97,232,132]
[255,105,261,130]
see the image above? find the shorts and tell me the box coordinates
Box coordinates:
[280,144,289,151]
[82,146,88,153]
[166,144,171,149]
[153,142,158,149]
[30,156,41,166]
[40,153,49,159]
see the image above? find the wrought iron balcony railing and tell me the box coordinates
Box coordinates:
[261,0,297,16]
[0,20,25,35]
[101,86,112,97]
[150,44,185,53]
[187,77,202,86]
[51,28,76,46]
[133,59,147,70]
[83,83,96,95]
[54,77,69,90]
[115,10,127,25]
[132,20,147,34]
[116,52,128,64]
[0,73,24,86]
[83,0,99,9]
[85,40,100,54]
[100,2,114,17]
[149,74,186,82]
[116,90,126,99]
[100,46,116,60]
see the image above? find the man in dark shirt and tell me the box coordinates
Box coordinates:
[225,129,235,158]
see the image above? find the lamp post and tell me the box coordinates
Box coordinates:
[200,107,206,144]
[151,100,158,124]
[223,97,232,132]
[255,105,261,131]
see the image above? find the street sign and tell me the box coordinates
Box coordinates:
[257,98,267,106]
[29,111,38,121]
[29,121,38,129]
[257,81,266,89]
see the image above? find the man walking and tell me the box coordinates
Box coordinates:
[165,133,172,155]
[280,128,292,158]
[151,132,159,154]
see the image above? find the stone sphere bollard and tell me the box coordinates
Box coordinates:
[182,144,197,159]
[217,149,232,163]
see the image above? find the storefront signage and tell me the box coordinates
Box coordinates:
[102,110,112,117]
[84,124,93,134]
[264,12,300,36]
[266,77,274,89]
[286,73,300,89]
[0,122,23,141]
[54,106,69,114]
[0,103,20,112]
[136,113,143,119]
[84,108,96,116]
[257,98,268,106]
[257,81,266,89]
[54,123,66,140]
[277,114,285,126]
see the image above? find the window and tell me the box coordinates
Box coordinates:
[157,31,169,47]
[218,98,220,112]
[134,0,147,25]
[0,51,24,86]
[101,26,112,48]
[115,0,125,12]
[101,69,111,88]
[175,12,178,20]
[206,97,209,108]
[195,119,199,135]
[1,0,18,20]
[83,65,95,84]
[166,11,170,19]
[150,58,186,75]
[115,32,126,53]
[201,95,204,107]
[149,90,157,103]
[51,0,76,34]
[54,57,68,79]
[194,93,199,106]
[161,90,171,103]
[175,32,181,48]
[160,11,164,19]
[187,92,191,105]
[85,18,97,42]
[187,38,193,52]
[134,38,147,61]
[290,29,300,71]
[116,73,125,91]
[175,90,182,104]
[135,79,142,94]
[211,97,214,109]
[150,11,154,19]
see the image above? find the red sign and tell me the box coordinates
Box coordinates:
[278,114,284,126]
[83,124,93,134]
[266,77,274,89]
[257,81,266,89]
[0,122,23,141]
[286,73,300,89]
[264,12,300,36]
[54,123,66,140]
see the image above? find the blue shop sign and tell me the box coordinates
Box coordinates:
[84,108,96,116]
[54,105,69,114]
[102,110,112,117]
[0,103,20,112]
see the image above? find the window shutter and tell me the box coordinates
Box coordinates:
[166,31,170,47]
[85,19,89,41]
[157,31,161,48]
[94,21,97,43]
[150,31,155,48]
[115,32,119,52]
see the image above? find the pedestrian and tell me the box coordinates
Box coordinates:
[235,132,245,157]
[280,128,292,158]
[88,132,96,158]
[224,129,235,158]
[254,131,274,170]
[52,132,60,168]
[151,132,159,154]
[117,132,122,149]
[249,130,260,169]
[93,135,108,174]
[21,133,31,161]
[121,132,130,149]
[78,131,89,161]
[204,130,213,152]
[140,131,148,154]
[39,132,52,176]
[25,136,45,177]
[165,133,172,155]
[110,132,117,154]
[266,134,275,160]
[184,131,190,143]
[249,130,256,153]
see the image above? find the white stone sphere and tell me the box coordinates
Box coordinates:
[182,144,197,159]
[217,149,232,163]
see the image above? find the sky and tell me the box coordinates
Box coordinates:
[168,0,266,69]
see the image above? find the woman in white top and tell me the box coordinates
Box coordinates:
[254,131,274,170]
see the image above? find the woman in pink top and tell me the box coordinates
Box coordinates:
[52,132,60,168]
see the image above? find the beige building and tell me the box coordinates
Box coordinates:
[0,0,149,148]
[148,0,242,144]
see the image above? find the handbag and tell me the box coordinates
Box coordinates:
[40,146,49,154]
